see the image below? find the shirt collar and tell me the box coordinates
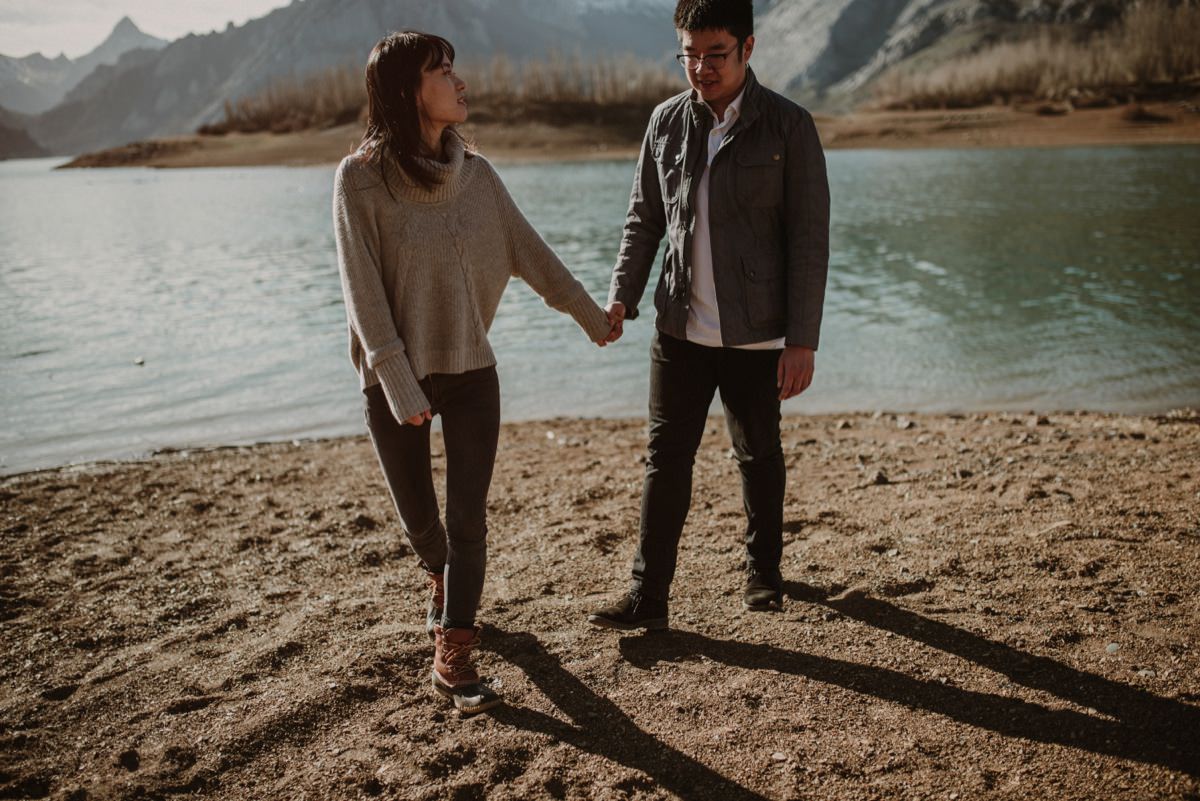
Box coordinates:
[706,81,747,129]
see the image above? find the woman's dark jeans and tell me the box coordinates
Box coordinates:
[363,366,500,629]
[631,332,785,601]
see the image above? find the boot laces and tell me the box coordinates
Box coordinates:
[441,629,480,673]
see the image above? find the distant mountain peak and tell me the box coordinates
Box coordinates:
[0,11,167,116]
[85,15,167,62]
[101,16,159,47]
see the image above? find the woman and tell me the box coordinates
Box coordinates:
[332,31,613,714]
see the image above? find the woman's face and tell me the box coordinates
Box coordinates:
[418,54,468,129]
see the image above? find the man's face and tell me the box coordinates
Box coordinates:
[677,28,754,108]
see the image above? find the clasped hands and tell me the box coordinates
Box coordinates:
[594,302,626,347]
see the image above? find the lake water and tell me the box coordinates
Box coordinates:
[1,146,1198,474]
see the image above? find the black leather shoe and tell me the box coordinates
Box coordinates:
[587,591,669,631]
[743,568,783,611]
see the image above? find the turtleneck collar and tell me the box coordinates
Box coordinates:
[392,129,472,204]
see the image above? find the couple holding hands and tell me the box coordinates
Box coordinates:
[332,0,829,714]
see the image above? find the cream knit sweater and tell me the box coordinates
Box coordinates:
[333,133,611,423]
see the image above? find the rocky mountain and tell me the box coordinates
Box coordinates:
[17,0,1136,157]
[752,0,1125,108]
[0,104,46,159]
[0,17,168,115]
[28,0,677,157]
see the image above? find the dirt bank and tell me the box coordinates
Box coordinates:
[2,410,1199,800]
[57,101,1200,169]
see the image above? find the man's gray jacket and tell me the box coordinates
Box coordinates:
[607,67,830,349]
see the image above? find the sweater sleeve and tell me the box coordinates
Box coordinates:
[482,161,612,343]
[332,160,431,422]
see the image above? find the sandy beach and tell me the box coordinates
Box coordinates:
[57,101,1200,169]
[2,410,1198,800]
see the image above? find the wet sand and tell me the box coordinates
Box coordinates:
[2,410,1198,799]
[58,101,1200,169]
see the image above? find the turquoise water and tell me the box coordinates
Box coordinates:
[1,146,1198,474]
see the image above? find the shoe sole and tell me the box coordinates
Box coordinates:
[431,673,503,715]
[742,599,783,612]
[586,614,669,631]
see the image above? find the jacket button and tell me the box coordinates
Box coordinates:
[773,154,780,160]
[750,270,757,278]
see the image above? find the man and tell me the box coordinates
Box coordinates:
[588,0,830,630]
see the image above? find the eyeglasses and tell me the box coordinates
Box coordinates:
[674,46,739,71]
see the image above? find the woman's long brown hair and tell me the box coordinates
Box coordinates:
[360,31,466,196]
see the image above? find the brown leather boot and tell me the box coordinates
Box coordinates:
[432,624,502,715]
[425,571,444,642]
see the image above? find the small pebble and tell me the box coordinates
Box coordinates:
[771,752,788,763]
[1105,643,1120,654]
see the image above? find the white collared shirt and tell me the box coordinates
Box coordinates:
[685,86,785,350]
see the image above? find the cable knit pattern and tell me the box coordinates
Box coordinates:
[333,133,612,423]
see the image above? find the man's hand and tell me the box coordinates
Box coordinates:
[777,346,814,400]
[604,302,626,344]
[404,409,433,426]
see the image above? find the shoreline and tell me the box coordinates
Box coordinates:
[2,410,1198,799]
[56,101,1200,169]
[5,406,1196,480]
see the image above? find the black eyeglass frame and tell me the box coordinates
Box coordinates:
[674,44,741,71]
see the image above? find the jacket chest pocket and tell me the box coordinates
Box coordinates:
[736,144,784,208]
[655,136,685,204]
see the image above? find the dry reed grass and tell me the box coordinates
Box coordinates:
[875,0,1200,109]
[463,53,681,106]
[199,66,363,135]
[200,54,683,135]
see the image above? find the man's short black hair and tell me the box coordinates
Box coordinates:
[673,0,754,43]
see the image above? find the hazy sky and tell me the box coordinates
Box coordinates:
[0,0,292,59]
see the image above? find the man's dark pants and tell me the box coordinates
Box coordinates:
[632,331,785,601]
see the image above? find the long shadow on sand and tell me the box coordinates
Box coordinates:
[482,627,769,801]
[614,585,1200,777]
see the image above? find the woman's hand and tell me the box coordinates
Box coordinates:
[404,409,433,426]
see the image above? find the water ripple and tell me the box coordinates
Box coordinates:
[2,147,1198,473]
